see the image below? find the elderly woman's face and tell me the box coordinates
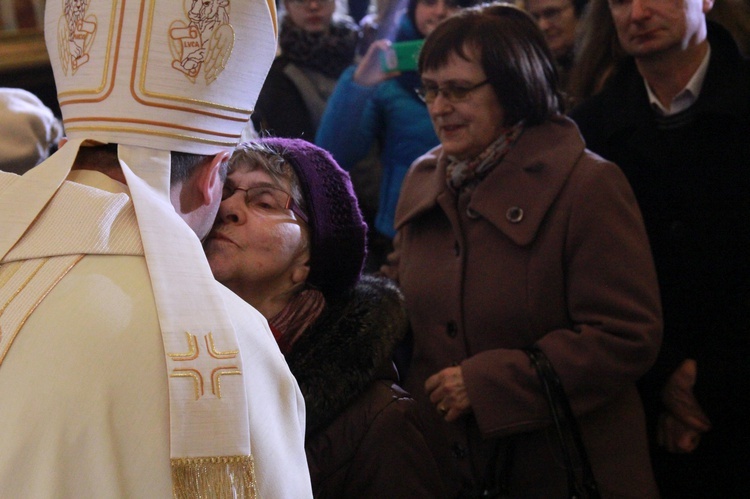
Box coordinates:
[284,0,336,33]
[421,48,506,161]
[204,167,309,309]
[526,0,579,59]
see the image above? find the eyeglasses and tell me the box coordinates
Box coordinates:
[415,80,490,104]
[222,184,308,224]
[286,0,335,6]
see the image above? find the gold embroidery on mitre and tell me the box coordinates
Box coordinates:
[169,0,235,84]
[58,0,99,76]
[168,332,242,400]
[171,455,257,499]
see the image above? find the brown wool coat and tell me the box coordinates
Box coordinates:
[383,115,662,498]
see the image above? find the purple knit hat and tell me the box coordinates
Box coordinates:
[258,137,367,297]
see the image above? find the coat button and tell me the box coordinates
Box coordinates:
[466,207,480,219]
[446,321,458,338]
[506,206,523,223]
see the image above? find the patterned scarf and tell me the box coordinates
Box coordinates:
[269,288,326,354]
[446,121,525,191]
[279,15,359,79]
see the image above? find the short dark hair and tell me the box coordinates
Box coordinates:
[418,2,562,126]
[170,151,221,186]
[73,144,224,186]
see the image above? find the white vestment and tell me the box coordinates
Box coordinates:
[0,169,312,498]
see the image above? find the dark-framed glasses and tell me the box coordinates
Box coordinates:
[222,184,308,224]
[415,80,490,104]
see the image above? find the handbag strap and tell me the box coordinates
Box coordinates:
[525,346,601,499]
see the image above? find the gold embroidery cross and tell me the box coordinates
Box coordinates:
[168,332,241,400]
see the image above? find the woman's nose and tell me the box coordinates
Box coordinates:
[217,195,244,224]
[429,91,453,115]
[630,0,652,20]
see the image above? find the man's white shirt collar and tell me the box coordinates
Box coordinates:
[646,45,711,116]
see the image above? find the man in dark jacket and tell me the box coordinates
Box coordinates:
[570,0,750,496]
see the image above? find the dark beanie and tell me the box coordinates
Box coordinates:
[257,137,367,298]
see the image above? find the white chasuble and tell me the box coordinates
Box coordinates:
[0,157,311,498]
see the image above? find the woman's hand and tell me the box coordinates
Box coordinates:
[353,39,400,87]
[425,366,472,422]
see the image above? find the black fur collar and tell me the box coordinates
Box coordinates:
[285,275,408,435]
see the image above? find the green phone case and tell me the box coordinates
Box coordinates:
[380,40,425,73]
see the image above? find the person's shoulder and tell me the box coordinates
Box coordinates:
[269,54,291,71]
[260,57,295,88]
[569,78,629,123]
[0,170,19,185]
[565,147,634,203]
[410,144,442,171]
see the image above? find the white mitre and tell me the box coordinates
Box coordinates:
[0,0,278,497]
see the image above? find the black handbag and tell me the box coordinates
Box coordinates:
[460,347,601,499]
[524,346,601,499]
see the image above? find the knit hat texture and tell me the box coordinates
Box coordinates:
[0,88,63,174]
[259,137,367,297]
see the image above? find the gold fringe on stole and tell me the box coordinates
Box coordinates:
[171,455,257,499]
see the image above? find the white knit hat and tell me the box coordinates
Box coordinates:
[0,88,63,174]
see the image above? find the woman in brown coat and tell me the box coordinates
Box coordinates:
[381,3,662,497]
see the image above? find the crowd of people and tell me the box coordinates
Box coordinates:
[1,0,748,497]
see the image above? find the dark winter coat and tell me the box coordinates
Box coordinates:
[384,116,662,498]
[286,275,446,498]
[570,22,750,495]
[251,55,336,141]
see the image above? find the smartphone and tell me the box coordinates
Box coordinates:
[380,40,425,73]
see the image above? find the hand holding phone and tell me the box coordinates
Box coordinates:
[380,40,425,73]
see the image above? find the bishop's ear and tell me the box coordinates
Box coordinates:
[196,151,231,206]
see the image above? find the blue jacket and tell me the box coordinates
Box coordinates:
[316,18,438,238]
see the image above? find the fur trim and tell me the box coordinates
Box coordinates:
[285,275,408,435]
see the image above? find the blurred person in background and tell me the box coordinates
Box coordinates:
[570,0,750,495]
[252,0,359,140]
[565,0,626,105]
[525,0,589,95]
[317,0,476,270]
[0,87,62,174]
